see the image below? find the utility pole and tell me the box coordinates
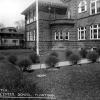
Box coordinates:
[36,0,39,55]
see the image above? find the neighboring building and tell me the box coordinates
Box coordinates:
[0,27,24,49]
[22,0,100,54]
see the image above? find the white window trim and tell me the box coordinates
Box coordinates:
[78,0,87,13]
[59,32,63,40]
[90,0,100,15]
[65,32,69,40]
[55,32,59,40]
[90,24,100,40]
[78,27,86,40]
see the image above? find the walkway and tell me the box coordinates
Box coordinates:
[30,59,92,70]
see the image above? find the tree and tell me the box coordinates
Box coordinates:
[14,20,25,34]
[0,23,4,28]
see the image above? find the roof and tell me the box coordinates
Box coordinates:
[22,0,68,14]
[0,27,18,34]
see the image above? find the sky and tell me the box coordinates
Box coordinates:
[0,0,35,27]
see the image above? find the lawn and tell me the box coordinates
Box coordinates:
[0,49,34,62]
[24,63,100,100]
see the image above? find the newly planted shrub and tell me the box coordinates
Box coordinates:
[29,53,40,64]
[96,47,100,56]
[18,59,32,71]
[87,51,99,63]
[79,48,88,58]
[45,55,59,68]
[69,54,80,65]
[50,51,58,57]
[0,54,5,61]
[66,50,73,59]
[8,55,17,65]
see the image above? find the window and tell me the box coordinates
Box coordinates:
[78,27,86,40]
[33,11,36,21]
[90,24,100,39]
[27,32,30,41]
[27,30,35,41]
[55,31,69,40]
[26,15,30,24]
[59,32,63,40]
[65,32,69,40]
[90,0,100,15]
[55,32,59,40]
[78,0,87,13]
[30,12,34,23]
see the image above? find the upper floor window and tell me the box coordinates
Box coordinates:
[30,12,34,23]
[26,15,30,24]
[90,0,100,15]
[78,0,87,13]
[78,27,86,40]
[90,24,100,39]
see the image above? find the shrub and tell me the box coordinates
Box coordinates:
[50,51,58,57]
[0,61,22,93]
[87,51,99,63]
[66,50,73,59]
[0,54,5,61]
[18,59,32,71]
[29,53,40,64]
[69,54,80,65]
[79,48,88,58]
[45,55,59,68]
[7,55,17,65]
[96,47,100,56]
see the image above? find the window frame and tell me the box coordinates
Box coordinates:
[78,27,86,40]
[78,0,87,13]
[90,24,100,40]
[55,32,59,40]
[90,0,100,15]
[26,30,36,41]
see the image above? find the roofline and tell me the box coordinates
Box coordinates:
[21,1,68,15]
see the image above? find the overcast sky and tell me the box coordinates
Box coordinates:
[0,0,35,27]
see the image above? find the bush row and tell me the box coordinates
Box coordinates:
[0,51,40,72]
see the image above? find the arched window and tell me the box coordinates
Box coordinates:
[78,0,87,13]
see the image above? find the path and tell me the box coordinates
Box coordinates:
[30,59,92,70]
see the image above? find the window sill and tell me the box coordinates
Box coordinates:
[78,10,87,14]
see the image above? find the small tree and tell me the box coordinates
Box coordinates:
[66,50,73,59]
[79,48,88,58]
[50,51,58,57]
[29,53,40,64]
[69,54,80,65]
[96,47,100,56]
[87,51,99,63]
[8,55,18,65]
[18,59,32,71]
[45,55,59,68]
[0,54,5,61]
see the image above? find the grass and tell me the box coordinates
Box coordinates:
[0,49,34,62]
[1,49,100,99]
[24,63,100,100]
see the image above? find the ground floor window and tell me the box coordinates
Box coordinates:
[55,32,59,40]
[78,27,86,40]
[55,31,69,40]
[90,24,100,39]
[27,30,35,41]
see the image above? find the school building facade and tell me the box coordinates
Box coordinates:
[22,0,100,54]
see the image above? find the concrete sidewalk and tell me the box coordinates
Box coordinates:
[30,59,92,70]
